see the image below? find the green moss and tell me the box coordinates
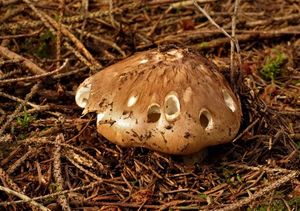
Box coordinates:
[250,196,300,211]
[130,180,139,186]
[16,106,35,128]
[291,79,300,86]
[260,50,287,80]
[143,5,150,12]
[49,183,63,192]
[35,30,55,58]
[198,42,208,49]
[236,174,243,182]
[175,6,182,13]
[290,197,300,207]
[296,141,300,150]
[198,193,207,199]
[20,30,55,58]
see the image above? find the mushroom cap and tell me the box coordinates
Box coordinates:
[75,48,242,155]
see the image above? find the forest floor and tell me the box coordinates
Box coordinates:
[0,0,299,210]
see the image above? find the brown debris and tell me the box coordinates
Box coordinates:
[0,0,299,210]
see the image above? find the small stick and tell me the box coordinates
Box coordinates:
[6,148,40,175]
[64,42,96,72]
[147,6,172,37]
[76,29,126,57]
[56,0,65,69]
[0,91,38,115]
[0,167,48,210]
[23,138,105,171]
[0,10,112,32]
[0,0,20,6]
[42,13,102,69]
[0,185,50,211]
[232,118,259,142]
[193,0,242,86]
[214,171,299,211]
[0,28,43,39]
[53,134,71,211]
[193,1,233,41]
[109,0,116,28]
[230,0,241,86]
[79,0,89,40]
[0,83,40,137]
[53,67,88,79]
[0,46,46,75]
[0,59,68,84]
[0,180,103,206]
[66,155,103,181]
[22,0,56,34]
[23,0,102,70]
[155,21,300,47]
[228,164,296,173]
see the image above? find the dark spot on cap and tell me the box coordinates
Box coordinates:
[186,112,192,118]
[184,132,191,139]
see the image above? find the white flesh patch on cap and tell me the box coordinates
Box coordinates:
[167,49,183,59]
[222,90,236,112]
[139,59,148,64]
[127,94,139,107]
[75,84,91,108]
[164,92,181,122]
[183,87,193,103]
[199,109,213,130]
[116,118,133,129]
[97,112,105,123]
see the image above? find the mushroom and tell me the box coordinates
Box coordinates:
[75,48,242,155]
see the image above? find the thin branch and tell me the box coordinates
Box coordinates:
[0,181,104,206]
[0,59,68,84]
[53,134,71,211]
[230,0,241,86]
[23,0,102,70]
[0,185,50,211]
[214,171,299,211]
[0,83,40,136]
[193,0,242,86]
[193,0,233,40]
[0,46,46,75]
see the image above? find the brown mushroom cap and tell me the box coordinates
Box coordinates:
[75,48,242,155]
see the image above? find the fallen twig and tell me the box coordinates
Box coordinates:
[0,186,50,211]
[0,46,46,75]
[0,59,68,84]
[214,170,299,211]
[53,134,71,211]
